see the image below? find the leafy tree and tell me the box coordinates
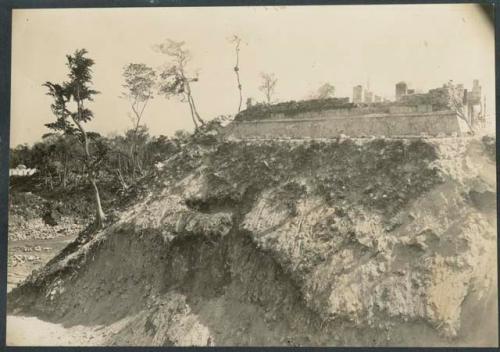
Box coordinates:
[259,72,277,104]
[121,63,156,176]
[314,83,335,99]
[102,127,179,188]
[24,140,57,189]
[42,134,83,189]
[155,39,204,128]
[43,49,107,229]
[9,144,31,168]
[103,133,130,190]
[10,135,87,190]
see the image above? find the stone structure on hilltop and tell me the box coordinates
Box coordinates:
[225,81,485,139]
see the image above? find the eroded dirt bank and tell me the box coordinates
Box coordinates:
[7,137,497,346]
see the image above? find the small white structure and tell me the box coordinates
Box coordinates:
[9,165,37,177]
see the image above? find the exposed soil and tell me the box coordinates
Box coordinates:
[7,136,498,347]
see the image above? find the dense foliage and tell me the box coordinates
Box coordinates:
[10,128,180,192]
[200,138,442,218]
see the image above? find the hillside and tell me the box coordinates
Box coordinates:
[7,136,497,346]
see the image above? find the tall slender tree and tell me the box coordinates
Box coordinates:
[229,35,243,113]
[43,49,106,229]
[121,63,156,176]
[155,39,204,129]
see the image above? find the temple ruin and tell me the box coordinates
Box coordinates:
[225,81,484,139]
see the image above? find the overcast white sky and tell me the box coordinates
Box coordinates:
[11,4,495,146]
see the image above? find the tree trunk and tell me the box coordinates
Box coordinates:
[137,154,143,176]
[129,144,137,178]
[189,94,204,125]
[130,97,149,178]
[62,153,68,189]
[116,168,128,190]
[186,93,199,129]
[184,79,204,126]
[90,176,106,229]
[234,41,243,113]
[72,87,106,230]
[456,109,474,135]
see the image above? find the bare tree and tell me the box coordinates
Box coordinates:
[259,72,278,105]
[229,35,243,113]
[121,63,156,176]
[155,39,204,129]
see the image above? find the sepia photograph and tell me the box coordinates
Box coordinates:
[4,2,498,347]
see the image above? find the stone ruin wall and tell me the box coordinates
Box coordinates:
[263,104,433,121]
[225,110,465,139]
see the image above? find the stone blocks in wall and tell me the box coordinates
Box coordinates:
[225,111,463,139]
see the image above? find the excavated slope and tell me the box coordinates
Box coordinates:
[8,136,497,346]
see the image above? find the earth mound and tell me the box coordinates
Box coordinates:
[8,136,497,346]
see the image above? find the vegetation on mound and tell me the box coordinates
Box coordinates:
[193,138,443,218]
[398,87,450,110]
[234,98,354,121]
[234,90,451,122]
[9,176,150,228]
[9,135,496,345]
[158,131,444,221]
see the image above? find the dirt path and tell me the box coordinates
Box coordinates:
[6,315,107,346]
[7,232,107,346]
[7,234,110,346]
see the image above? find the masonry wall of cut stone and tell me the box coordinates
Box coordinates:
[226,111,464,139]
[262,104,432,121]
